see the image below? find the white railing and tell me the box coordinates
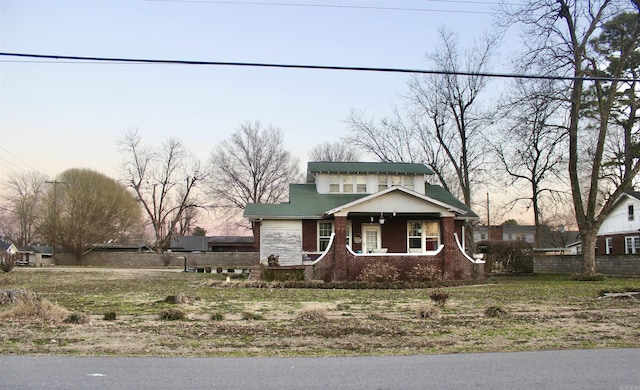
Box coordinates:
[454,233,485,264]
[302,232,335,266]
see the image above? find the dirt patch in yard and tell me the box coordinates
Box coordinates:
[1,268,639,357]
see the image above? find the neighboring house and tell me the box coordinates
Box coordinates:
[0,240,19,256]
[597,191,640,255]
[474,225,581,255]
[473,225,536,244]
[244,161,483,281]
[17,245,53,266]
[170,236,254,252]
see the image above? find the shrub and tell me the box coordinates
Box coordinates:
[485,305,508,318]
[0,254,16,273]
[210,311,225,321]
[569,273,605,281]
[241,311,264,321]
[64,312,90,324]
[429,289,450,307]
[295,307,327,322]
[103,311,117,321]
[0,292,69,322]
[477,240,533,273]
[408,263,442,282]
[164,295,188,304]
[357,262,400,283]
[416,305,440,320]
[159,308,187,321]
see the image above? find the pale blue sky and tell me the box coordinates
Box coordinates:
[1,0,511,187]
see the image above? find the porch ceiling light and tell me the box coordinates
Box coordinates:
[379,212,385,225]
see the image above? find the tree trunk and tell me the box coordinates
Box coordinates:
[580,229,598,275]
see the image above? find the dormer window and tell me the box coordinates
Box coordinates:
[356,176,367,193]
[404,176,414,191]
[329,175,340,193]
[343,175,353,193]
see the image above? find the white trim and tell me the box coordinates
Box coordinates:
[325,186,468,216]
[317,221,334,251]
[347,244,444,256]
[362,224,382,253]
[303,232,335,266]
[454,233,485,264]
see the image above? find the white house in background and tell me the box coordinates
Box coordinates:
[0,240,18,255]
[597,191,640,255]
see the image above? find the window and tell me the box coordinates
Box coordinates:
[329,176,340,193]
[408,222,422,251]
[342,175,353,193]
[516,234,526,241]
[479,233,487,240]
[407,221,440,252]
[404,176,414,191]
[629,205,635,221]
[356,176,367,193]
[625,236,640,254]
[605,237,613,255]
[318,222,334,251]
[346,221,352,248]
[378,175,388,191]
[423,221,439,250]
[390,175,401,187]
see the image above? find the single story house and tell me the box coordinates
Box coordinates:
[170,236,255,252]
[244,161,483,281]
[597,190,640,255]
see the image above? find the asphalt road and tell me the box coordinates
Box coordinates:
[2,349,639,389]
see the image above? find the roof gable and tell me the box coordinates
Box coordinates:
[327,186,465,217]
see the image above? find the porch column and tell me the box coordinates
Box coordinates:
[333,216,348,281]
[441,216,458,279]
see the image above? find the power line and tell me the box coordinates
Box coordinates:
[1,52,637,83]
[142,0,497,14]
[0,146,38,172]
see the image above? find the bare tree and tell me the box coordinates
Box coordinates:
[2,171,48,246]
[504,0,640,274]
[408,27,499,208]
[207,122,301,226]
[345,108,421,163]
[346,28,499,209]
[38,169,142,264]
[492,79,569,247]
[308,141,360,162]
[119,129,206,252]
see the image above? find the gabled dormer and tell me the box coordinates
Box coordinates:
[307,162,434,195]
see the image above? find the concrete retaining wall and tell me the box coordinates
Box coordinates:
[53,252,259,269]
[534,255,640,277]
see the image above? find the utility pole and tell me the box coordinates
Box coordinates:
[45,180,66,258]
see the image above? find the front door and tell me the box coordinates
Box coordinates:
[362,224,381,253]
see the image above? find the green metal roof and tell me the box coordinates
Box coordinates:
[424,184,478,218]
[243,183,478,219]
[244,184,366,219]
[307,161,435,177]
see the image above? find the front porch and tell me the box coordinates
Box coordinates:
[303,214,483,281]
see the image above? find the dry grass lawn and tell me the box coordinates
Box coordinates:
[1,267,639,357]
